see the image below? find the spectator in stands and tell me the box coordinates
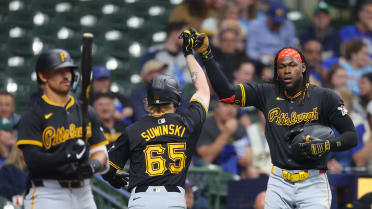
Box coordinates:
[245,3,295,65]
[93,92,127,148]
[246,111,271,176]
[201,1,247,40]
[0,92,20,125]
[90,65,134,124]
[235,0,265,28]
[353,133,372,175]
[328,87,370,173]
[130,59,167,121]
[299,2,340,58]
[232,58,256,84]
[340,40,372,95]
[326,64,348,89]
[0,144,27,202]
[253,191,266,209]
[359,73,372,110]
[185,178,194,209]
[339,0,372,57]
[0,118,16,165]
[169,0,219,31]
[197,102,254,178]
[261,66,274,82]
[138,22,190,86]
[213,28,244,81]
[302,40,328,86]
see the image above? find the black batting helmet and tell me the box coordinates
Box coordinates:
[147,74,181,107]
[36,49,78,84]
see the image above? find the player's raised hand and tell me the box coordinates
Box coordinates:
[179,28,197,57]
[194,32,212,59]
[109,170,130,188]
[66,138,89,163]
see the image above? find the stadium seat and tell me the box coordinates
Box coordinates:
[6,10,34,29]
[55,37,82,59]
[97,12,129,32]
[32,24,59,44]
[53,11,81,30]
[7,36,34,56]
[30,0,58,16]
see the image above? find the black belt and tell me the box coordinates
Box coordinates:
[135,185,181,193]
[32,179,84,189]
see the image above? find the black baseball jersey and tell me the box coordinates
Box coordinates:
[108,100,207,190]
[16,95,108,179]
[233,83,348,170]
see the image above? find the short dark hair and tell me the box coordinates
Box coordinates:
[362,72,372,83]
[0,91,14,99]
[326,64,346,88]
[342,40,366,60]
[92,92,115,103]
[166,21,187,36]
[360,0,372,11]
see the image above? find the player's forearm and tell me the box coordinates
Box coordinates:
[186,55,210,96]
[22,146,69,170]
[331,114,358,152]
[90,150,108,172]
[353,139,372,166]
[202,57,235,100]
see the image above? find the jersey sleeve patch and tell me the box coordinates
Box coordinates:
[16,139,43,147]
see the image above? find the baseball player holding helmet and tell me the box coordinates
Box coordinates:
[16,49,109,209]
[188,29,358,208]
[102,30,210,209]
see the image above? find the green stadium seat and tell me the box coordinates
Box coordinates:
[7,36,34,56]
[6,10,34,29]
[53,11,81,30]
[78,1,104,16]
[55,37,81,59]
[30,0,57,16]
[97,12,129,32]
[32,24,59,44]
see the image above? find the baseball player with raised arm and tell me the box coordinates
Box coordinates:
[102,29,210,209]
[16,49,109,209]
[190,29,358,208]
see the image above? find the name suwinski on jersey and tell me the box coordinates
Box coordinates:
[268,107,319,126]
[141,124,186,141]
[42,122,92,149]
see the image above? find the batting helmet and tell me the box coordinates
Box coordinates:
[291,123,335,160]
[147,74,181,107]
[36,49,78,84]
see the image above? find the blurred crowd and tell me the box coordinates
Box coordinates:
[1,0,372,208]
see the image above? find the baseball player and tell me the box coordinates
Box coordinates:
[102,30,210,209]
[191,30,358,208]
[16,49,109,209]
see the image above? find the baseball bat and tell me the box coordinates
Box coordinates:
[81,33,93,141]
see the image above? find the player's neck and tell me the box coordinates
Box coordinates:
[43,88,70,107]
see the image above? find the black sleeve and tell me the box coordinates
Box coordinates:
[21,145,69,170]
[323,89,358,151]
[203,58,266,109]
[181,100,207,132]
[202,58,236,101]
[108,131,130,170]
[87,106,108,148]
[16,110,43,148]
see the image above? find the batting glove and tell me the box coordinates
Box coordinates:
[194,33,212,60]
[66,138,89,163]
[109,170,130,189]
[297,135,331,159]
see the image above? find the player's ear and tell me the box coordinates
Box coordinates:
[301,63,306,73]
[38,72,48,83]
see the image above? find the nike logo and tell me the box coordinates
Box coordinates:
[276,97,285,101]
[133,197,141,201]
[44,113,53,119]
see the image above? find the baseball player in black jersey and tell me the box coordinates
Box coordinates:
[16,49,109,209]
[190,30,358,208]
[102,30,210,209]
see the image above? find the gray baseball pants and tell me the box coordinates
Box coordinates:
[129,186,186,209]
[265,166,332,209]
[24,179,96,209]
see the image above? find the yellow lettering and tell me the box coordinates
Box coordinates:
[267,107,319,126]
[141,132,151,141]
[147,129,155,139]
[174,125,182,136]
[169,124,175,135]
[268,107,280,122]
[181,127,186,137]
[152,127,161,137]
[162,125,168,135]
